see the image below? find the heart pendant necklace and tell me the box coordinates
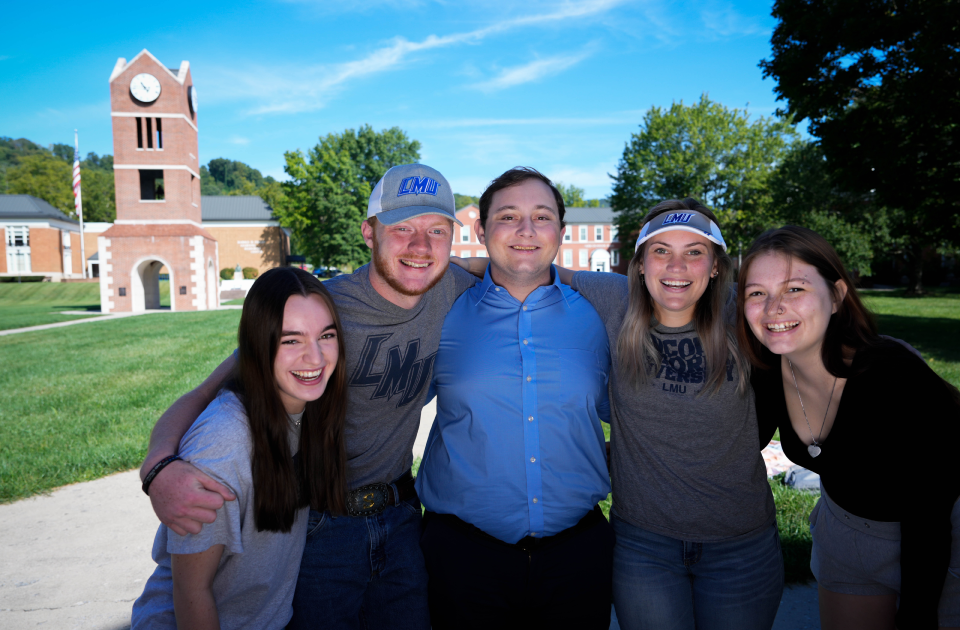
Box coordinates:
[787,359,837,459]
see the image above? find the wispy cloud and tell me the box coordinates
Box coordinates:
[410,112,645,128]
[472,51,591,92]
[699,2,770,38]
[211,0,627,115]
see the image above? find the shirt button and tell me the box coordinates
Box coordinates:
[528,416,533,422]
[530,457,536,463]
[495,287,500,291]
[531,532,537,536]
[526,376,532,382]
[522,305,527,311]
[532,498,538,504]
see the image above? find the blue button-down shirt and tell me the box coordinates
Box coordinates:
[415,265,611,544]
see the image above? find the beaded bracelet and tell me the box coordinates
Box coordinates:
[141,455,182,496]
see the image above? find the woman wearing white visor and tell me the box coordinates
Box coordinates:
[562,199,782,630]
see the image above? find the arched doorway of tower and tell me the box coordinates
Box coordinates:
[590,249,611,273]
[206,258,218,310]
[131,257,176,312]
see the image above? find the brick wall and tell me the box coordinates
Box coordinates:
[205,225,287,275]
[70,232,83,274]
[29,227,62,273]
[0,227,6,273]
[83,231,100,261]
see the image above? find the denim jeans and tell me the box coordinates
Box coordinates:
[611,512,783,630]
[288,496,430,630]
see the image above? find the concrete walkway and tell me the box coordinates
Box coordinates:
[0,305,243,337]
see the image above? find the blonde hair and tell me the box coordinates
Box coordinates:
[616,198,750,396]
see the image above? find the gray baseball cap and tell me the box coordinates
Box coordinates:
[635,210,727,252]
[366,164,462,227]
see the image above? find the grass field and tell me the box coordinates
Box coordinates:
[0,281,173,331]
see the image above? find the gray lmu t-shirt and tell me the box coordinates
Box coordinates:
[571,271,774,542]
[325,263,479,489]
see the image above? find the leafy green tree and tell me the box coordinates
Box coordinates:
[760,0,960,293]
[50,143,73,163]
[6,154,74,212]
[79,168,117,222]
[556,183,602,208]
[276,125,421,271]
[454,193,479,209]
[767,142,890,276]
[610,94,797,259]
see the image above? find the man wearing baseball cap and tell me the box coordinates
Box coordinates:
[139,164,478,629]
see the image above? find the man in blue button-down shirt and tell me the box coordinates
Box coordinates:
[416,167,614,629]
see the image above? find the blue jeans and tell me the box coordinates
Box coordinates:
[288,496,430,630]
[611,512,783,630]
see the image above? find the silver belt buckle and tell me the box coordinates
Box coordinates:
[346,482,391,517]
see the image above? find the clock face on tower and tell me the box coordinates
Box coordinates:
[130,73,161,103]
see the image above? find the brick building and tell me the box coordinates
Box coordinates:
[0,195,84,280]
[201,196,290,276]
[99,49,219,313]
[451,204,626,274]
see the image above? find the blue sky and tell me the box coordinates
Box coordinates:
[2,0,786,199]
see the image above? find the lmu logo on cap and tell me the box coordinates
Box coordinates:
[397,176,440,197]
[662,213,693,225]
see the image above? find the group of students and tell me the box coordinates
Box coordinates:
[130,163,959,630]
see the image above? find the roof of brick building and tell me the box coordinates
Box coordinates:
[0,195,79,224]
[201,196,276,222]
[563,206,614,223]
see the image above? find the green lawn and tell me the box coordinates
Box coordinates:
[0,282,103,330]
[0,309,239,503]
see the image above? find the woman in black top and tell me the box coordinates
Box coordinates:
[736,226,960,630]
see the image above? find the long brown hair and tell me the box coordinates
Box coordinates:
[617,198,750,395]
[227,266,348,532]
[735,225,877,377]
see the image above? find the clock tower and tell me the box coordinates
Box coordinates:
[99,49,219,313]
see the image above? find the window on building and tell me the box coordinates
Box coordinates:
[476,250,487,257]
[155,118,163,150]
[461,225,470,242]
[563,249,572,267]
[612,249,620,266]
[145,118,154,149]
[579,226,587,241]
[191,175,196,205]
[135,117,143,149]
[563,231,571,241]
[139,170,165,200]
[6,225,28,247]
[579,249,588,267]
[610,226,618,242]
[595,226,603,241]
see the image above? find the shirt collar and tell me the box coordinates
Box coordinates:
[474,264,570,309]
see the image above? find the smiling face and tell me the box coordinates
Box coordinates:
[639,229,718,327]
[362,214,453,308]
[742,252,846,362]
[477,179,564,300]
[274,293,340,415]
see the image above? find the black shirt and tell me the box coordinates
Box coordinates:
[753,340,960,630]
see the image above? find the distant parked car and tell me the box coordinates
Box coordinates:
[314,267,341,278]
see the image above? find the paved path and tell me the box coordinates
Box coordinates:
[0,305,243,337]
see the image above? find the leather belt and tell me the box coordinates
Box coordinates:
[346,470,416,517]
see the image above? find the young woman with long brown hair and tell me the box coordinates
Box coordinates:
[738,226,960,630]
[132,266,348,629]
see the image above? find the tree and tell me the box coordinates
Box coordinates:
[760,0,960,293]
[767,142,891,276]
[610,95,797,259]
[454,193,479,209]
[6,154,74,212]
[276,125,421,271]
[556,183,602,208]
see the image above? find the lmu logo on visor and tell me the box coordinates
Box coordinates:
[662,213,693,225]
[397,176,440,197]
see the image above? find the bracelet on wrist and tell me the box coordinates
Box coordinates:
[142,455,182,496]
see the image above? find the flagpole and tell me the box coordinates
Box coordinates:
[74,129,87,279]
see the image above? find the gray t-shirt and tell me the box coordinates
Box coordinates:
[132,391,307,630]
[326,263,478,488]
[572,271,774,542]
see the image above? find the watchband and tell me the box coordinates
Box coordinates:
[141,455,182,496]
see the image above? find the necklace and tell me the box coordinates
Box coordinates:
[787,359,837,458]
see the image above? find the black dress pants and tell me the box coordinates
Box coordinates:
[420,507,614,630]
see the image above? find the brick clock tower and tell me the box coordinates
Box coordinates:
[99,49,219,313]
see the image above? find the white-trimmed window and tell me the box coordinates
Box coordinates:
[6,225,29,247]
[461,226,470,243]
[5,225,31,273]
[563,231,571,242]
[612,249,620,266]
[563,249,572,267]
[595,226,603,241]
[579,249,588,267]
[476,250,487,257]
[579,226,587,241]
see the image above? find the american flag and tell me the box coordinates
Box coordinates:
[73,131,83,218]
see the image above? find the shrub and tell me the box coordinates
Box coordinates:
[220,268,234,281]
[242,267,259,279]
